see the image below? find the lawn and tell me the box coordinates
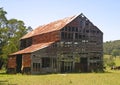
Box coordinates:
[114,57,120,66]
[0,70,120,85]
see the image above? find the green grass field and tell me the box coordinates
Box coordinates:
[1,71,120,85]
[0,55,120,85]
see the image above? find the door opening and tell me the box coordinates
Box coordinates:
[16,55,22,73]
[80,57,88,72]
[61,61,73,73]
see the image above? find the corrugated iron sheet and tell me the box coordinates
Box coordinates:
[10,41,55,55]
[21,15,78,39]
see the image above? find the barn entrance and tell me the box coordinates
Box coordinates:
[80,57,88,72]
[61,61,73,73]
[16,55,22,73]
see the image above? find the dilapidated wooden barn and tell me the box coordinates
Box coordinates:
[7,13,103,74]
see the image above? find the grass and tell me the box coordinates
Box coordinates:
[1,71,120,85]
[104,55,120,66]
[0,55,120,85]
[114,57,120,66]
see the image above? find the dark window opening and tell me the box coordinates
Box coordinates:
[72,27,75,31]
[68,33,73,39]
[61,32,64,39]
[90,57,100,60]
[70,33,73,39]
[65,27,67,31]
[93,30,96,33]
[75,33,78,39]
[61,32,67,39]
[79,34,82,39]
[80,21,83,26]
[82,35,85,38]
[68,33,71,39]
[91,30,96,33]
[75,27,78,32]
[68,56,73,59]
[42,57,50,68]
[27,38,32,46]
[53,43,57,47]
[20,38,32,49]
[33,63,40,71]
[68,27,71,31]
[64,32,67,39]
[86,30,89,33]
[97,31,99,33]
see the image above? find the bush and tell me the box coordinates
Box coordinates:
[104,56,116,68]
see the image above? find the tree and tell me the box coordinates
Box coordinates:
[0,8,8,69]
[111,49,120,57]
[0,8,32,69]
[104,56,115,68]
[104,40,120,56]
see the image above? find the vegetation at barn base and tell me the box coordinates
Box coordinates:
[0,7,32,69]
[104,55,116,68]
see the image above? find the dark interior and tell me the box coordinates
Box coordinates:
[80,57,88,72]
[16,54,22,73]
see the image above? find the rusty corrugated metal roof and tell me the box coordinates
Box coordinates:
[21,15,78,39]
[10,14,81,55]
[10,41,55,55]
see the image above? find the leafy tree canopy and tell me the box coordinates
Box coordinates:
[0,7,32,69]
[104,40,120,57]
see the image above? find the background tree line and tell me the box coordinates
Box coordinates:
[104,40,120,57]
[0,8,32,69]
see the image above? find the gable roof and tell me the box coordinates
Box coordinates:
[10,41,55,55]
[21,14,79,39]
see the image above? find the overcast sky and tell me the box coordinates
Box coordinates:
[1,0,120,42]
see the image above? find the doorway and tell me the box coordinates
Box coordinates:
[80,57,88,72]
[16,55,22,73]
[61,61,73,73]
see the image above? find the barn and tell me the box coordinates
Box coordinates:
[7,13,103,74]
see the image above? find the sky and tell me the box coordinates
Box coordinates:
[0,0,120,42]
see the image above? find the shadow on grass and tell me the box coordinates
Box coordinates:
[31,70,113,76]
[0,70,114,76]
